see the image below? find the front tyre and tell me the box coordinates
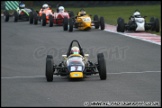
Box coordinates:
[117,17,122,32]
[49,14,53,27]
[29,12,34,24]
[150,17,155,31]
[63,17,68,31]
[46,55,54,82]
[94,15,99,29]
[97,53,107,80]
[33,12,38,25]
[41,13,46,26]
[117,17,125,32]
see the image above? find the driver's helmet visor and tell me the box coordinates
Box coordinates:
[59,9,64,12]
[72,49,79,54]
[73,51,79,54]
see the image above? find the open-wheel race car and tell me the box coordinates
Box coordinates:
[45,40,107,82]
[63,9,105,32]
[29,4,53,26]
[29,5,74,27]
[3,3,33,22]
[117,10,160,32]
[48,6,74,27]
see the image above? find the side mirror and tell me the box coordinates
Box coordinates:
[62,55,67,58]
[143,16,147,18]
[84,54,89,57]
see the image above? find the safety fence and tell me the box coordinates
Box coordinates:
[4,1,19,10]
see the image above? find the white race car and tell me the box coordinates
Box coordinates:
[117,14,159,32]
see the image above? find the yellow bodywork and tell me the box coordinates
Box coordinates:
[75,15,92,30]
[70,72,83,78]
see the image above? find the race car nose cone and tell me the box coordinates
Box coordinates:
[70,72,83,78]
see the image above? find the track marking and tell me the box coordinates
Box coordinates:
[1,71,160,79]
[108,71,161,75]
[1,75,45,79]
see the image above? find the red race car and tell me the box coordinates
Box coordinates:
[48,6,74,27]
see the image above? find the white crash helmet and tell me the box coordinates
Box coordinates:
[42,4,49,9]
[58,6,65,12]
[71,46,80,54]
[133,11,141,17]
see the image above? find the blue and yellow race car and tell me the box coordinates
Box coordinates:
[45,40,107,82]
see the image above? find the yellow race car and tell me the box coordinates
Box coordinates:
[63,9,105,32]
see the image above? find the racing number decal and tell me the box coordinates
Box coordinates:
[71,66,76,71]
[83,17,91,22]
[70,66,82,71]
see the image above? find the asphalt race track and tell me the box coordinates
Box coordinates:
[1,18,161,107]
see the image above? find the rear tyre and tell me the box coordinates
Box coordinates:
[46,55,54,82]
[4,10,9,22]
[63,17,68,31]
[49,14,53,27]
[14,11,18,22]
[155,18,159,32]
[97,53,107,80]
[94,15,99,29]
[69,18,73,32]
[41,13,46,26]
[100,17,105,30]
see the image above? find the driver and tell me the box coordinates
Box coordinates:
[68,46,89,64]
[68,46,85,58]
[19,3,25,9]
[133,10,141,18]
[39,4,49,13]
[70,46,81,55]
[58,6,65,13]
[77,9,86,17]
[129,9,142,22]
[17,3,26,14]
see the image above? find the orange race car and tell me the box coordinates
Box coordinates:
[29,4,53,26]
